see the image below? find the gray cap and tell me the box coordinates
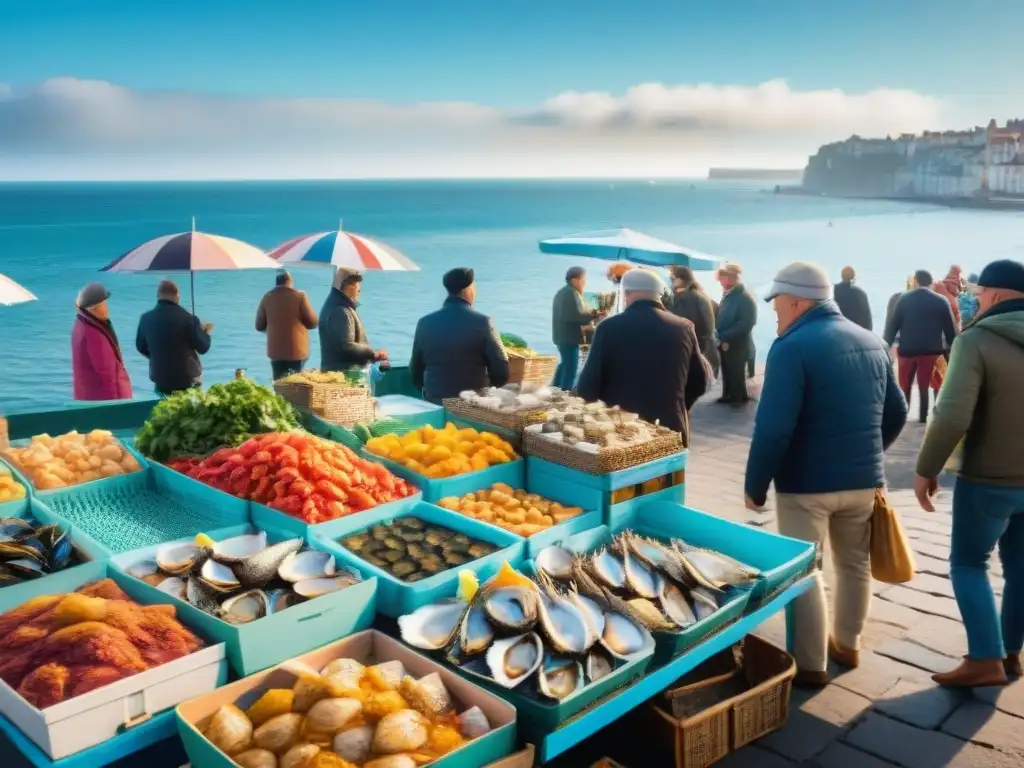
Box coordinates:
[763,261,831,303]
[621,267,667,295]
[76,282,110,309]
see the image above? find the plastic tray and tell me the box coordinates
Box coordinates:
[313,501,526,617]
[369,451,525,503]
[8,436,151,497]
[250,491,422,537]
[110,525,377,676]
[377,394,446,428]
[0,456,34,518]
[147,460,251,521]
[526,452,687,491]
[32,467,250,557]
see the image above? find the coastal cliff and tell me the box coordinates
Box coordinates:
[796,119,1024,203]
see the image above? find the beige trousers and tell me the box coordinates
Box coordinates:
[776,489,875,673]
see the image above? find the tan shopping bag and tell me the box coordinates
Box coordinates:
[870,488,916,584]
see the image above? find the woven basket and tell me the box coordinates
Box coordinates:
[0,416,8,453]
[320,388,376,427]
[523,430,682,475]
[442,398,549,433]
[507,354,557,385]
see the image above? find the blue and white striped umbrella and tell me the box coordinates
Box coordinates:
[539,228,722,271]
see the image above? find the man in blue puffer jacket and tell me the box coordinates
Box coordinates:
[744,261,908,688]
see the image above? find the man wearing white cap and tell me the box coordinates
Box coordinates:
[744,261,907,687]
[576,268,710,444]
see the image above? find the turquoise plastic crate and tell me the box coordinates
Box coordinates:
[0,709,180,768]
[110,524,377,676]
[526,452,687,491]
[250,491,422,537]
[0,456,33,518]
[9,435,151,497]
[605,482,686,531]
[623,502,817,616]
[0,498,110,614]
[432,464,603,559]
[313,501,526,617]
[377,394,446,428]
[370,452,525,503]
[147,459,252,520]
[32,466,251,557]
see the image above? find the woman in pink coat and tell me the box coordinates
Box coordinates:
[71,282,133,401]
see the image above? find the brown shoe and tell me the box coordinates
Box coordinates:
[932,658,1008,688]
[1005,653,1023,678]
[793,670,830,689]
[829,637,860,669]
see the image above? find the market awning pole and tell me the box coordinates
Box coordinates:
[190,270,196,315]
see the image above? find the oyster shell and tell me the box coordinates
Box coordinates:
[220,590,269,625]
[291,575,357,598]
[303,697,362,736]
[601,610,653,660]
[371,709,429,754]
[482,585,539,633]
[200,558,241,592]
[585,646,614,683]
[536,573,590,655]
[234,538,304,587]
[622,544,659,599]
[673,542,758,590]
[278,550,336,583]
[587,549,625,590]
[204,704,253,755]
[156,542,205,576]
[534,545,574,580]
[213,532,268,564]
[458,602,494,656]
[332,724,374,763]
[457,706,491,739]
[537,655,584,700]
[485,632,543,688]
[567,587,605,648]
[234,748,278,768]
[126,559,159,580]
[399,672,453,718]
[691,587,719,621]
[660,581,697,629]
[252,712,303,755]
[397,600,468,651]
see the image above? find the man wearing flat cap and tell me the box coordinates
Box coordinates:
[320,268,387,373]
[715,262,758,404]
[915,259,1024,688]
[744,261,907,688]
[576,268,709,443]
[410,267,509,402]
[551,266,599,390]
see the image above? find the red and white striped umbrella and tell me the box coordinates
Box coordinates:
[268,227,418,271]
[0,273,36,306]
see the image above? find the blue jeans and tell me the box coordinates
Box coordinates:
[553,344,580,390]
[950,476,1024,659]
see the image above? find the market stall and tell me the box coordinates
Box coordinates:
[0,380,812,768]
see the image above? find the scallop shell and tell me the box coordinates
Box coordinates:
[482,585,539,633]
[371,709,429,754]
[397,600,468,651]
[484,633,543,688]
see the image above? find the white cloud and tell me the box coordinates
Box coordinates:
[0,77,957,179]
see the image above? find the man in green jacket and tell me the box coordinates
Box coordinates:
[715,263,758,404]
[551,266,599,389]
[915,259,1024,689]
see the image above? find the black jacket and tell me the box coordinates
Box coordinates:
[319,289,374,371]
[670,288,716,347]
[833,281,873,331]
[576,300,709,443]
[136,300,211,393]
[883,287,957,356]
[410,297,509,403]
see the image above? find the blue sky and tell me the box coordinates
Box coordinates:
[0,0,1019,179]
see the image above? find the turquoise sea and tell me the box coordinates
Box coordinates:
[1,180,1023,412]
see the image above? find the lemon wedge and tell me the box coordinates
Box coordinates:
[195,533,216,549]
[456,569,479,603]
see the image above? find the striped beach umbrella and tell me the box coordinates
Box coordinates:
[0,273,36,306]
[268,226,418,271]
[103,222,279,312]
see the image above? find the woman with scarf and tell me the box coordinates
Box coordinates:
[71,282,132,401]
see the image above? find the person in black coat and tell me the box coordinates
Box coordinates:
[410,268,510,403]
[833,266,873,331]
[577,268,709,445]
[669,266,719,378]
[319,269,387,372]
[136,280,212,395]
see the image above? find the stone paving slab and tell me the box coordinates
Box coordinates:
[877,585,962,621]
[941,701,1024,754]
[974,679,1024,719]
[875,639,958,674]
[809,741,900,768]
[874,679,965,728]
[757,685,872,762]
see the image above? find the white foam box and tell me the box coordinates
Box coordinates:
[0,561,228,760]
[177,629,518,768]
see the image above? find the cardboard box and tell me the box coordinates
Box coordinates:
[0,562,228,760]
[177,629,517,768]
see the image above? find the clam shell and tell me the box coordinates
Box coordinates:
[157,542,204,575]
[278,549,336,583]
[213,532,268,564]
[537,654,584,700]
[482,585,539,633]
[156,576,187,599]
[291,575,356,599]
[233,538,304,587]
[535,545,574,580]
[333,724,374,763]
[397,600,468,651]
[200,558,241,592]
[457,705,491,739]
[371,709,429,754]
[484,632,543,688]
[220,589,269,625]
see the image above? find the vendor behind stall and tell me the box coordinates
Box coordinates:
[319,268,388,372]
[410,267,509,403]
[576,268,709,444]
[552,266,599,390]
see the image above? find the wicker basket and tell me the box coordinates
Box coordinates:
[320,388,376,427]
[628,635,795,768]
[507,354,557,385]
[0,416,8,453]
[442,398,549,433]
[523,429,682,475]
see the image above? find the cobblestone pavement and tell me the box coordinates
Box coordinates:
[683,375,1024,767]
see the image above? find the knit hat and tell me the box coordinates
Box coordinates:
[620,268,666,295]
[763,262,831,303]
[443,267,475,294]
[977,259,1024,293]
[76,282,110,310]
